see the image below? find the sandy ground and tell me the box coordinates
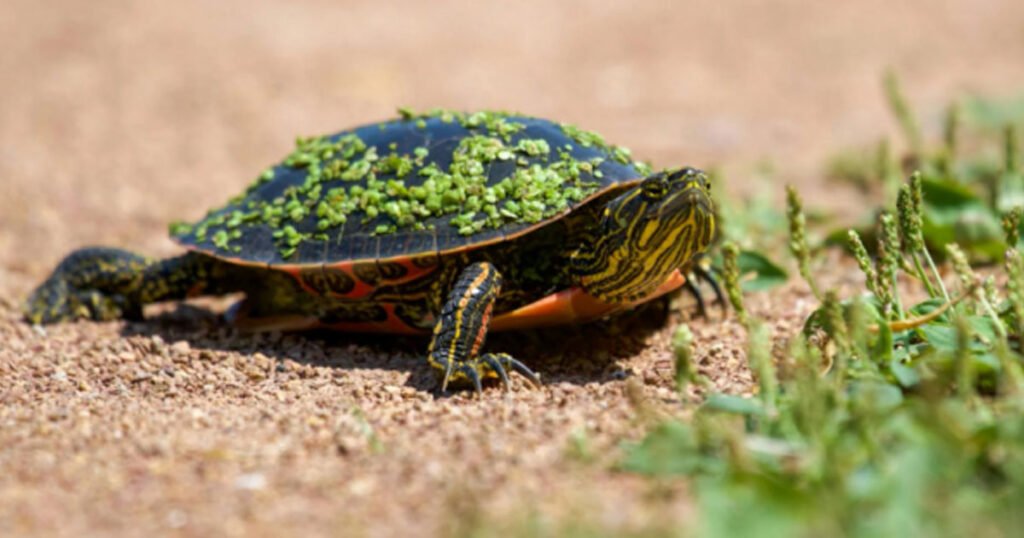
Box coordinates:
[2,1,1023,536]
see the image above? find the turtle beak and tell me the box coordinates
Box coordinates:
[658,181,713,219]
[657,182,716,255]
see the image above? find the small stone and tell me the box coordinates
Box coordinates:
[347,477,376,496]
[245,367,267,381]
[233,472,267,491]
[166,509,188,529]
[252,353,272,371]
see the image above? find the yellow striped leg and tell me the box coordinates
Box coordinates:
[427,262,541,392]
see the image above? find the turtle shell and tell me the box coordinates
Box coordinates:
[171,110,653,266]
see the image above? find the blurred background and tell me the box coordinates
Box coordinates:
[2,0,1023,282]
[3,2,1024,535]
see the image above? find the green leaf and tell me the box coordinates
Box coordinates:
[972,352,1002,375]
[918,316,999,354]
[889,359,920,388]
[872,320,895,364]
[921,176,982,206]
[736,250,789,291]
[961,93,1024,129]
[965,314,1001,343]
[998,171,1024,212]
[703,393,764,416]
[916,323,959,354]
[848,380,904,414]
[920,178,1005,261]
[620,421,703,476]
[712,249,789,292]
[695,478,808,538]
[908,298,951,320]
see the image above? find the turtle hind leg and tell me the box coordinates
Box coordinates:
[24,247,218,324]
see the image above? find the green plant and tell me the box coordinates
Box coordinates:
[706,168,791,293]
[624,171,1024,537]
[828,75,1024,263]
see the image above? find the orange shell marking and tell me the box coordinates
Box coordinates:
[227,270,687,334]
[489,269,687,332]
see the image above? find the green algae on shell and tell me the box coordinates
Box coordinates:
[173,109,655,260]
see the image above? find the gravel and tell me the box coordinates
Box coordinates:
[2,0,1021,535]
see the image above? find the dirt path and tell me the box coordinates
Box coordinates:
[2,1,1023,536]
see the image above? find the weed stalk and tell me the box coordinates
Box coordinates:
[897,183,939,297]
[910,173,951,301]
[948,243,1007,338]
[722,241,749,326]
[787,185,822,300]
[884,71,923,157]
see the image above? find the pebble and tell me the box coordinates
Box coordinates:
[233,472,267,491]
[166,509,188,529]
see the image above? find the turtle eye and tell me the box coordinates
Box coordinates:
[640,176,669,200]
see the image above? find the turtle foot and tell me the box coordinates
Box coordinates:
[23,247,153,325]
[438,352,542,393]
[684,259,727,320]
[25,277,141,324]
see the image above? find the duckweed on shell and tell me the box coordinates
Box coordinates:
[174,109,655,259]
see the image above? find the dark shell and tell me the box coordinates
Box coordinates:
[172,111,653,265]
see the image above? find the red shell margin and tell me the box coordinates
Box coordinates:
[225,269,687,334]
[180,180,657,334]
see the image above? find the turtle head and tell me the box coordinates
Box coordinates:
[571,167,716,303]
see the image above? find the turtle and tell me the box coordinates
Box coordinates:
[25,109,721,391]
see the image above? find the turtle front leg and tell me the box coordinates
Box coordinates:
[25,247,217,324]
[428,261,541,392]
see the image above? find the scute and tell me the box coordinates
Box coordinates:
[172,111,653,266]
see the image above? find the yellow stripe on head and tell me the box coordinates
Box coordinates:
[573,168,716,303]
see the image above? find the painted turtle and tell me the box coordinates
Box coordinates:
[25,110,720,391]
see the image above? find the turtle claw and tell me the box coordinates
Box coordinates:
[684,277,708,319]
[440,360,485,393]
[481,354,512,390]
[25,247,157,325]
[696,265,727,311]
[482,352,542,389]
[438,352,541,392]
[467,366,483,394]
[684,261,727,320]
[430,263,542,393]
[76,290,137,321]
[26,278,137,324]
